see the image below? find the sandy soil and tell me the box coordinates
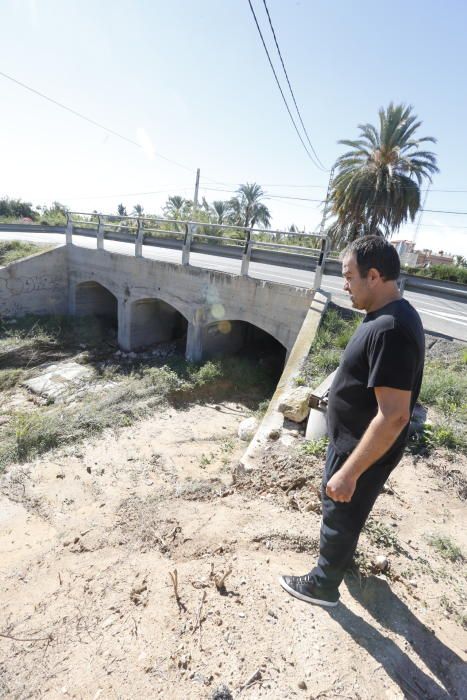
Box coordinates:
[0,391,466,700]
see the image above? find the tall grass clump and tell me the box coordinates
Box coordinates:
[300,304,361,387]
[0,241,50,266]
[0,353,275,471]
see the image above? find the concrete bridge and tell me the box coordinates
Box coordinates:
[0,242,314,364]
[2,211,466,344]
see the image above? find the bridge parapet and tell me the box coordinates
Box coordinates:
[65,211,328,289]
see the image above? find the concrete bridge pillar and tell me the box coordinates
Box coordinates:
[118,297,132,351]
[186,309,204,362]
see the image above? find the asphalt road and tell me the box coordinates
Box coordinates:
[1,230,466,341]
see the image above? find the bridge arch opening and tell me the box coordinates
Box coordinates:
[129,298,188,351]
[75,281,118,325]
[202,320,286,379]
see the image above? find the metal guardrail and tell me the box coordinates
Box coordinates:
[61,211,329,289]
[2,218,466,300]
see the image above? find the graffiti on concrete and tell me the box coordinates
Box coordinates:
[0,274,66,316]
[0,274,65,294]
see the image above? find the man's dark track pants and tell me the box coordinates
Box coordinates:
[310,443,404,590]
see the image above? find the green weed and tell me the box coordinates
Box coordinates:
[409,422,466,454]
[428,535,464,562]
[364,519,402,552]
[301,436,329,458]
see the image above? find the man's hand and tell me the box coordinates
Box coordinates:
[325,470,357,503]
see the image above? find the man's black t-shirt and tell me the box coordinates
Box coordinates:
[327,298,425,460]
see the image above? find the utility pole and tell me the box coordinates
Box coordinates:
[318,166,335,239]
[313,167,335,291]
[193,168,200,218]
[183,168,200,266]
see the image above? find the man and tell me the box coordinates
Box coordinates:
[279,235,425,607]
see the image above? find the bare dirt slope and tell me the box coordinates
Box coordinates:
[1,395,466,699]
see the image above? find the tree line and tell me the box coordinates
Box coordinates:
[2,102,455,252]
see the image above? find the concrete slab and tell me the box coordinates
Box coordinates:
[23,361,94,400]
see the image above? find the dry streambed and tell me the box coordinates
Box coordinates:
[1,399,466,699]
[0,317,466,699]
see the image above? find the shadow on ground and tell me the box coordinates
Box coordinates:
[326,575,465,699]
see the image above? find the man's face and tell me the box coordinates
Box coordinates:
[342,254,372,310]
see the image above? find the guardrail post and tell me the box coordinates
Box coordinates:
[313,237,328,290]
[65,213,73,245]
[135,218,144,257]
[97,215,105,250]
[182,223,192,265]
[241,230,252,276]
[399,276,406,296]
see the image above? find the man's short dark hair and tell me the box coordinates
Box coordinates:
[345,235,400,281]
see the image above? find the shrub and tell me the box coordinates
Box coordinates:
[405,264,467,285]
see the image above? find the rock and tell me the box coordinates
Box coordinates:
[278,387,313,423]
[305,407,328,441]
[211,685,233,700]
[409,402,427,437]
[268,428,281,441]
[238,417,259,441]
[22,361,94,401]
[298,680,307,690]
[373,555,389,572]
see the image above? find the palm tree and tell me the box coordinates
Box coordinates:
[228,182,271,229]
[162,195,192,220]
[330,103,438,246]
[132,203,144,217]
[117,203,127,216]
[211,200,229,225]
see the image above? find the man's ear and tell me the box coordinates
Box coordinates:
[367,267,382,285]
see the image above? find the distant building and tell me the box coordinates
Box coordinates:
[391,240,454,267]
[391,240,418,266]
[415,250,454,267]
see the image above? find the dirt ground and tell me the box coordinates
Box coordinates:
[1,384,466,699]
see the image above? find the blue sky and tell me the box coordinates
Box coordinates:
[1,0,467,255]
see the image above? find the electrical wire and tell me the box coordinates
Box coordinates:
[261,0,326,170]
[246,0,326,171]
[0,69,196,173]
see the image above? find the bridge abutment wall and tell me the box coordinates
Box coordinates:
[0,246,68,318]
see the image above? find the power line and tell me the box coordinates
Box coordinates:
[200,184,467,215]
[261,0,326,170]
[66,186,195,201]
[0,69,196,173]
[202,176,467,195]
[246,0,326,171]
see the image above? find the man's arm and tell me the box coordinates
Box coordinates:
[325,386,411,503]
